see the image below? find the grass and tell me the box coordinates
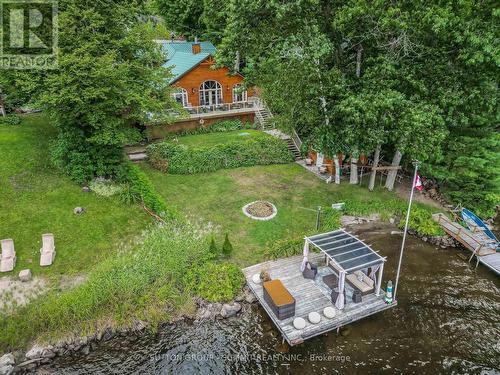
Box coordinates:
[173,129,269,148]
[141,162,442,266]
[0,114,150,277]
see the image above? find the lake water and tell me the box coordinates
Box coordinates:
[34,224,500,374]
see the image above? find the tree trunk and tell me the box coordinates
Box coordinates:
[356,45,363,78]
[385,149,402,191]
[333,155,340,184]
[350,149,359,184]
[234,50,240,72]
[368,144,381,191]
[0,88,5,117]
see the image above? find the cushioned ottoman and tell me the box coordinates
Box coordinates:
[263,279,296,320]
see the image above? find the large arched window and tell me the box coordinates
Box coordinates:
[232,84,247,103]
[199,80,223,106]
[172,87,188,107]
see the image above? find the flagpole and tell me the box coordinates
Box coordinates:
[393,160,419,301]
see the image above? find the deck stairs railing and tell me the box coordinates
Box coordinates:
[253,97,274,130]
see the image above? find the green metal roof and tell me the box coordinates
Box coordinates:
[161,41,217,84]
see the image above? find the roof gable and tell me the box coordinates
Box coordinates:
[160,41,217,83]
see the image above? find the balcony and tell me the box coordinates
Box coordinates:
[181,98,263,119]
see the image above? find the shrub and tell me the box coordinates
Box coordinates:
[162,120,255,139]
[89,177,124,197]
[399,206,443,236]
[118,162,179,220]
[208,236,220,259]
[222,233,233,257]
[147,136,294,174]
[184,262,244,302]
[0,114,21,125]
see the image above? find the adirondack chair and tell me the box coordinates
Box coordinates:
[40,233,56,266]
[0,239,16,272]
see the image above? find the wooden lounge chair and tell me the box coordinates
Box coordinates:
[0,239,16,272]
[40,233,56,266]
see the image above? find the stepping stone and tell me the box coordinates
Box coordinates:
[323,306,336,319]
[19,269,32,282]
[308,311,321,324]
[252,274,261,284]
[293,317,306,330]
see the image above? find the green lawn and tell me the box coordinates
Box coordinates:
[0,115,150,277]
[141,162,427,266]
[174,129,269,148]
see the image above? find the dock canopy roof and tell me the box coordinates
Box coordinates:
[305,229,385,273]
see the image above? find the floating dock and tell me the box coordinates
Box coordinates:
[432,213,500,276]
[242,253,396,346]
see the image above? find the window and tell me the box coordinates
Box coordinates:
[172,87,188,107]
[232,84,247,103]
[199,80,223,106]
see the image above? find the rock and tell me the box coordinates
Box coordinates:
[25,344,55,360]
[244,289,257,304]
[102,328,114,342]
[81,345,90,356]
[18,269,32,282]
[234,292,245,303]
[196,303,222,321]
[389,217,395,224]
[73,207,84,215]
[132,320,147,332]
[220,302,241,318]
[390,231,402,235]
[82,186,91,193]
[0,354,15,375]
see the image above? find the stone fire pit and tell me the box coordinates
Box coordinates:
[242,201,277,221]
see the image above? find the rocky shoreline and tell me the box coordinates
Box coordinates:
[0,287,257,375]
[0,216,461,375]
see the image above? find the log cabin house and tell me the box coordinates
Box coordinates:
[150,39,262,137]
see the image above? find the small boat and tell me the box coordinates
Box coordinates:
[461,208,500,251]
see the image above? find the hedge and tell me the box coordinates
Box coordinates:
[118,162,179,221]
[0,114,21,125]
[147,136,294,174]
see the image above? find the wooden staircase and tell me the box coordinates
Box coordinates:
[254,98,274,130]
[285,138,301,160]
[125,146,147,163]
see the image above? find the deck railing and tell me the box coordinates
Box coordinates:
[184,99,262,116]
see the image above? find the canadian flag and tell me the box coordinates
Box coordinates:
[414,173,423,191]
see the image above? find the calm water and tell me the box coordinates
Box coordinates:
[35,225,500,374]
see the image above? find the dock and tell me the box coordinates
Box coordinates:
[242,252,396,346]
[432,213,500,276]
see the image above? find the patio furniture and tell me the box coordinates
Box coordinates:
[308,312,321,324]
[293,317,306,330]
[322,273,338,290]
[331,287,345,305]
[323,306,336,319]
[263,279,296,320]
[346,270,374,296]
[0,239,16,272]
[352,290,362,303]
[40,233,56,267]
[252,273,261,284]
[302,261,317,280]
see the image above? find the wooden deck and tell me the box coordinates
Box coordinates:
[432,213,500,276]
[242,253,396,346]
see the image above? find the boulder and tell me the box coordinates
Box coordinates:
[220,302,241,318]
[0,353,14,375]
[25,344,55,360]
[195,303,222,321]
[73,207,84,215]
[82,186,91,193]
[18,269,32,282]
[244,289,257,304]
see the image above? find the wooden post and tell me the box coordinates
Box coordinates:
[375,263,384,296]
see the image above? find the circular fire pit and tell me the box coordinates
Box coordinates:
[242,201,277,221]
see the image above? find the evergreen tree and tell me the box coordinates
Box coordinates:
[222,233,233,257]
[208,236,219,258]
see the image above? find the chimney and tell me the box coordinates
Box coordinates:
[192,37,201,54]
